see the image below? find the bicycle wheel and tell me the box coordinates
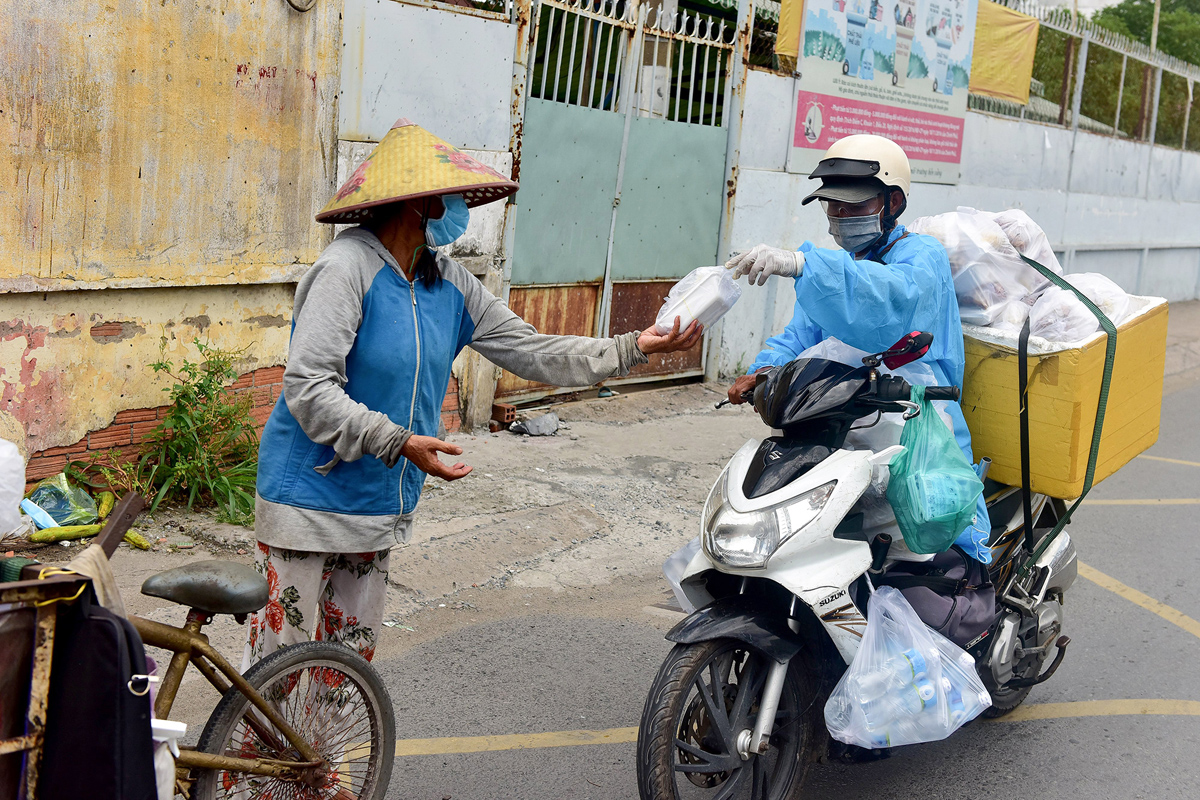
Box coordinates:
[193,641,395,800]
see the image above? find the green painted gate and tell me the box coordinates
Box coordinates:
[501,0,736,395]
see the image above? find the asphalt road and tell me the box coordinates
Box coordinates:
[369,376,1200,800]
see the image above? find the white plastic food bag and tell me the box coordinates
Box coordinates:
[991,208,1063,273]
[824,586,990,749]
[908,207,1060,326]
[1028,272,1131,343]
[655,266,741,335]
[0,439,23,535]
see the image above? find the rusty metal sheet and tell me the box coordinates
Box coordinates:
[607,281,702,378]
[0,0,340,292]
[495,284,600,397]
[339,0,517,149]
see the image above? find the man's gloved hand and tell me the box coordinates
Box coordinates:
[725,245,805,286]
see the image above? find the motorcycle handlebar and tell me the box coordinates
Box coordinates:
[924,386,960,402]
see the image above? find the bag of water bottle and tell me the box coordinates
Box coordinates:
[824,585,991,749]
[886,386,984,554]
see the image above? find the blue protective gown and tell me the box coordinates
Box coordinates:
[748,225,992,562]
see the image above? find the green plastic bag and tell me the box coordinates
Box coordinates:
[27,473,99,527]
[886,386,984,554]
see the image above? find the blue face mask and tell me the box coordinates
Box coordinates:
[424,194,470,248]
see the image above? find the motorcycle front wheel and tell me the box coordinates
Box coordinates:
[637,639,820,800]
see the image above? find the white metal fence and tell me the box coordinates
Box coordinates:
[528,0,736,126]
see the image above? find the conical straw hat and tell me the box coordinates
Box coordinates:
[316,119,519,224]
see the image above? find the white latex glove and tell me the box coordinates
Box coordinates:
[724,245,805,286]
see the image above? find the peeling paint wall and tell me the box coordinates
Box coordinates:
[0,285,294,454]
[1,0,341,291]
[1,0,343,457]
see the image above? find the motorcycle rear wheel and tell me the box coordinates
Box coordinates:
[637,639,820,800]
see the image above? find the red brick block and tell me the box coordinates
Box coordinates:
[131,420,161,444]
[271,384,283,401]
[90,322,125,338]
[248,387,273,407]
[441,411,461,434]
[230,373,254,390]
[250,405,273,428]
[113,408,159,424]
[253,366,286,386]
[89,425,133,449]
[441,391,459,412]
[25,455,67,482]
[446,376,459,394]
[35,438,88,458]
[158,406,172,419]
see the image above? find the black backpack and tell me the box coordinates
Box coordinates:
[40,588,157,800]
[875,545,997,647]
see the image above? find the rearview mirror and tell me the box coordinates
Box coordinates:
[860,332,933,370]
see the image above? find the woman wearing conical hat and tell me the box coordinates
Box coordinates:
[243,120,700,668]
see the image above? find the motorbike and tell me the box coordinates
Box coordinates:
[636,333,1078,800]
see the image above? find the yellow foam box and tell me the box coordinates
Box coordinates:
[960,296,1168,499]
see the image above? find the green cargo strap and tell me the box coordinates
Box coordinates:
[1015,255,1118,580]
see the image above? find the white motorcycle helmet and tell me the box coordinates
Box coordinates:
[801,134,912,224]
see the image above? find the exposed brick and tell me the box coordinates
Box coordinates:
[248,387,273,407]
[25,455,67,482]
[253,366,286,386]
[446,376,459,394]
[250,405,273,428]
[113,408,159,424]
[89,425,133,449]
[132,420,161,444]
[271,384,283,402]
[441,411,461,434]
[158,406,171,419]
[441,391,459,412]
[230,373,254,390]
[34,438,88,458]
[90,321,124,338]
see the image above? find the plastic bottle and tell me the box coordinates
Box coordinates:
[860,677,935,731]
[852,647,928,700]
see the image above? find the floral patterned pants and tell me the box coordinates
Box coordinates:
[242,542,391,671]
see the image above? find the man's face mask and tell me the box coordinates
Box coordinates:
[424,194,470,247]
[821,197,884,253]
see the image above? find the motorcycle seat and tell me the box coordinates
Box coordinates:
[141,560,268,615]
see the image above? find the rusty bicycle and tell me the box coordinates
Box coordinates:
[97,495,396,800]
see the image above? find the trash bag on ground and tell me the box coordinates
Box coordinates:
[26,472,98,527]
[510,412,560,436]
[908,207,1060,326]
[824,585,991,749]
[886,386,984,554]
[654,266,741,335]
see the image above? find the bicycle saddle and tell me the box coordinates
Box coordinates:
[141,560,269,615]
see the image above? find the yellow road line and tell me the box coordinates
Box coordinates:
[394,727,639,757]
[1079,562,1200,640]
[1086,499,1200,505]
[394,698,1200,755]
[1138,454,1200,468]
[993,699,1200,723]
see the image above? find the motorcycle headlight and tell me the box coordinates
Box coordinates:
[702,475,836,569]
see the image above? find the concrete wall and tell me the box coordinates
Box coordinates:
[1,0,343,454]
[717,68,1200,377]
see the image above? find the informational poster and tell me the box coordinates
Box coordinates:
[788,0,978,184]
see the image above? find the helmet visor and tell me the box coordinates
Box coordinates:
[801,178,883,206]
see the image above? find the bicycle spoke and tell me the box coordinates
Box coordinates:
[711,762,751,800]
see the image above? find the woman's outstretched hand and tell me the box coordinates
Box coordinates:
[400,435,472,481]
[638,317,703,355]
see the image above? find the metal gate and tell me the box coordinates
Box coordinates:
[499,0,736,398]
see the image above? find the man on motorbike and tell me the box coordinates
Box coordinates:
[723,133,991,562]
